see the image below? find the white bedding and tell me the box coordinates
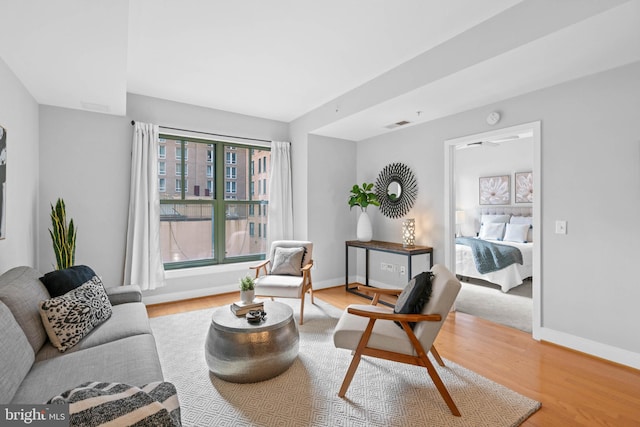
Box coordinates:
[455,239,533,293]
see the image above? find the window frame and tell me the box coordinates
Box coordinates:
[160,135,269,270]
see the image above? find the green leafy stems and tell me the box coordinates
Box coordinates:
[239,275,255,291]
[348,182,380,212]
[49,198,77,270]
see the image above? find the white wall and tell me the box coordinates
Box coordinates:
[0,58,39,273]
[455,139,533,236]
[306,134,356,288]
[38,106,132,285]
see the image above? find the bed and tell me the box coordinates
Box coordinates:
[455,207,533,293]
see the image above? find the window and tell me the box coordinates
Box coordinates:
[158,162,166,175]
[226,166,236,179]
[176,164,188,176]
[226,152,237,164]
[159,137,270,269]
[158,145,166,159]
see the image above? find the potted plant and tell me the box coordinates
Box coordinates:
[49,198,77,270]
[348,182,380,242]
[239,275,255,303]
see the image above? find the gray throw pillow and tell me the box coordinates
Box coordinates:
[393,271,433,330]
[39,276,112,352]
[270,247,305,276]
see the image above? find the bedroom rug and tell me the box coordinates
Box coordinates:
[150,299,540,427]
[456,279,532,333]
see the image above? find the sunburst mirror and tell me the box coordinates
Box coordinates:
[375,163,418,218]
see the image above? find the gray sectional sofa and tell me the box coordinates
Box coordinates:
[0,266,164,404]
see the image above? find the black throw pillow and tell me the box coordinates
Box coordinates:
[39,265,97,298]
[393,271,433,330]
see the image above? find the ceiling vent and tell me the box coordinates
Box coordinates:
[384,120,411,130]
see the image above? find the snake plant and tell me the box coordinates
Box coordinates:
[49,198,76,270]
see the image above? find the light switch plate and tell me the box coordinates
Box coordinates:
[555,220,567,234]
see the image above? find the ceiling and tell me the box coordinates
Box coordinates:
[0,0,638,141]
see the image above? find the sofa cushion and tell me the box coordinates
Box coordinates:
[11,334,164,404]
[39,265,96,298]
[0,266,50,353]
[0,301,34,404]
[39,277,112,352]
[35,301,152,362]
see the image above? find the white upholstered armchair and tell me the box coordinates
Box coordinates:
[332,264,462,416]
[251,240,314,325]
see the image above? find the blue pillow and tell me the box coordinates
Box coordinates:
[393,271,433,330]
[39,265,97,297]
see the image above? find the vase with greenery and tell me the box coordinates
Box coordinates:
[239,275,255,303]
[348,183,379,242]
[49,198,77,270]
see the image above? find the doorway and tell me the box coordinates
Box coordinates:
[444,121,541,339]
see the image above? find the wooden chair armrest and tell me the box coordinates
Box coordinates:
[356,286,402,296]
[347,306,442,323]
[250,260,270,278]
[301,260,313,272]
[355,285,402,305]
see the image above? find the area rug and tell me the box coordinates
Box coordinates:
[456,279,532,333]
[150,299,540,426]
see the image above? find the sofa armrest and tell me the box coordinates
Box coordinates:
[105,285,142,305]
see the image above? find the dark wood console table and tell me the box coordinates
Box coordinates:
[345,240,433,302]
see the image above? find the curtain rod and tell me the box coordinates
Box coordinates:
[130,120,271,143]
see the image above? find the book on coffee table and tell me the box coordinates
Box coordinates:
[230,299,265,316]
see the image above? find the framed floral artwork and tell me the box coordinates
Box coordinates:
[515,171,533,203]
[479,175,510,205]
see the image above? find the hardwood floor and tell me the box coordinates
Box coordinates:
[147,287,640,426]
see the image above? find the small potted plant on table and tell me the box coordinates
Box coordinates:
[239,275,255,303]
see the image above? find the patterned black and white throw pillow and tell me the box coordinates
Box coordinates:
[39,276,112,352]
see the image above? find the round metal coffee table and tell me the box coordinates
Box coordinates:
[205,300,299,383]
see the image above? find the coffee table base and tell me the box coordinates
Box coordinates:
[205,302,299,383]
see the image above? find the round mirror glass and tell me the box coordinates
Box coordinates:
[387,181,401,201]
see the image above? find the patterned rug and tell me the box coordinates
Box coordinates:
[150,299,540,426]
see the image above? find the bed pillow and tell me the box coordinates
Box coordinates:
[479,222,505,240]
[503,223,530,243]
[39,276,112,352]
[270,247,305,276]
[510,216,534,242]
[480,214,511,225]
[393,272,433,330]
[39,265,97,298]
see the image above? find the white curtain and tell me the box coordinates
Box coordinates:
[267,141,294,244]
[124,122,165,290]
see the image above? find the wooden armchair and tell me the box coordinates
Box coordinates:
[332,264,462,416]
[251,240,314,325]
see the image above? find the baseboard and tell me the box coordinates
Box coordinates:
[538,326,640,370]
[143,284,238,305]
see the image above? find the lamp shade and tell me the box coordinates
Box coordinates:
[402,218,415,247]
